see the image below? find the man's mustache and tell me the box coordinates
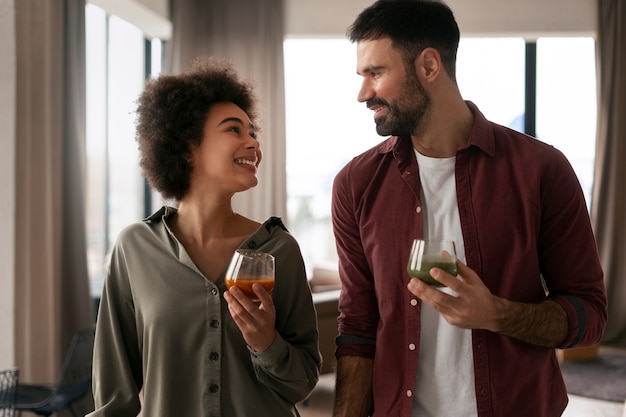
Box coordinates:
[366,98,389,108]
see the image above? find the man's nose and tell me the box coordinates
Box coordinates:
[357,79,373,103]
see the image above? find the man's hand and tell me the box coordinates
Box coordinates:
[407,260,568,347]
[407,260,503,331]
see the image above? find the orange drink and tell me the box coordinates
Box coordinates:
[225,275,275,301]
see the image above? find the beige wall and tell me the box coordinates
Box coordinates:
[285,0,596,38]
[88,0,597,41]
[0,0,16,370]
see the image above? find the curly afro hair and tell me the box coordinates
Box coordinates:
[135,56,259,201]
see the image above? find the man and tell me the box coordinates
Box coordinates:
[330,1,607,416]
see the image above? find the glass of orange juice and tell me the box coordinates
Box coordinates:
[225,249,275,301]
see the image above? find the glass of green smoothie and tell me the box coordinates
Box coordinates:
[407,239,458,287]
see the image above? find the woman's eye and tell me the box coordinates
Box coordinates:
[228,126,240,133]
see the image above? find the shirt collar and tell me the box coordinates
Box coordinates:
[144,205,171,222]
[144,205,285,250]
[464,101,496,157]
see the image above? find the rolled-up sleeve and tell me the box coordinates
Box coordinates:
[538,149,607,349]
[332,160,380,359]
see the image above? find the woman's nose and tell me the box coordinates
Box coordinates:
[245,134,259,149]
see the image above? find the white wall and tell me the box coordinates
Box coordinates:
[0,0,16,370]
[285,0,596,38]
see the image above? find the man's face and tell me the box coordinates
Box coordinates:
[356,38,431,137]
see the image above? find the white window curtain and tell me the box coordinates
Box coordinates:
[13,0,94,389]
[164,0,287,222]
[593,0,626,347]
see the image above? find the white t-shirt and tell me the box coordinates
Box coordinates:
[412,149,478,417]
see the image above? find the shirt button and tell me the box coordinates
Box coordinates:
[416,206,422,213]
[210,319,220,328]
[210,352,219,361]
[211,288,218,295]
[406,390,413,397]
[209,384,219,393]
[247,241,257,249]
[410,299,418,306]
[409,343,416,351]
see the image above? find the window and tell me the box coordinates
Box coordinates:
[284,39,381,273]
[85,4,162,296]
[284,37,597,272]
[536,38,597,206]
[456,38,526,130]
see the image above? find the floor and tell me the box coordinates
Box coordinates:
[298,373,625,417]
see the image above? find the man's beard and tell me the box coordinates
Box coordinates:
[369,72,430,137]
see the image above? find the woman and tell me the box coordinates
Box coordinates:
[89,57,321,417]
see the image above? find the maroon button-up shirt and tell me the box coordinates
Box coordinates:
[331,102,607,417]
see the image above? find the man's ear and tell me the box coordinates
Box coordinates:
[415,48,442,81]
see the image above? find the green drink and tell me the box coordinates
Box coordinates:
[407,239,458,287]
[407,258,458,287]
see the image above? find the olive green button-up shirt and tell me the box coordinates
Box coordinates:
[89,207,321,417]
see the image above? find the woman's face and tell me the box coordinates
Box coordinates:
[190,102,262,195]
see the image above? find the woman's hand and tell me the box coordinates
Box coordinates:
[224,285,277,352]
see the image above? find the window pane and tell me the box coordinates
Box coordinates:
[107,16,145,248]
[149,39,166,211]
[536,37,596,208]
[85,4,107,293]
[456,38,526,130]
[284,39,381,271]
[151,38,162,76]
[86,7,152,296]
